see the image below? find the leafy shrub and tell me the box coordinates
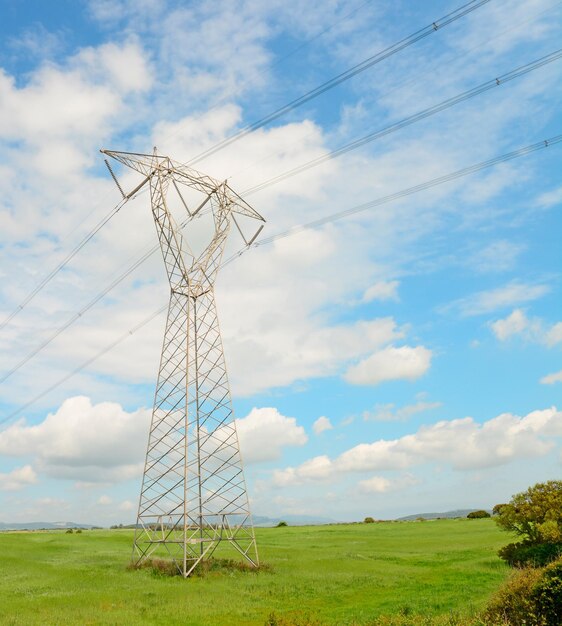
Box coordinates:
[484,566,543,625]
[276,521,288,527]
[498,540,562,567]
[495,480,562,544]
[467,510,490,519]
[75,529,83,534]
[65,529,73,534]
[531,558,562,624]
[492,503,507,516]
[364,516,375,523]
[485,557,562,626]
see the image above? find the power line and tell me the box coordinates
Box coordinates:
[0,0,492,339]
[156,0,377,148]
[241,50,562,196]
[185,0,493,166]
[0,1,378,335]
[0,195,129,332]
[2,133,559,426]
[1,49,557,384]
[253,135,562,246]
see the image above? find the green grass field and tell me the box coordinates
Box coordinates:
[0,519,511,625]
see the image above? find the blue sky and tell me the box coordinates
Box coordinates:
[0,0,561,525]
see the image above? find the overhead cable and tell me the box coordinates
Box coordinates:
[0,195,129,332]
[2,133,560,426]
[185,0,493,166]
[0,0,492,337]
[241,49,562,196]
[0,50,556,384]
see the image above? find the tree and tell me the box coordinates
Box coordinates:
[467,510,490,519]
[496,481,562,566]
[495,480,562,544]
[492,503,507,516]
[364,517,375,523]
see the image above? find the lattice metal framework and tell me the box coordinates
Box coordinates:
[102,148,264,577]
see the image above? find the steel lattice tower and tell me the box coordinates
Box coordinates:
[102,148,264,577]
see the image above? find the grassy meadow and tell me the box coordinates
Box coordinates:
[0,519,511,625]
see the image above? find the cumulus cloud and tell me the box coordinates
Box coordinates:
[236,407,308,463]
[272,406,562,486]
[444,282,550,317]
[490,308,530,340]
[363,399,441,422]
[362,280,399,302]
[344,345,431,386]
[0,397,150,482]
[312,416,333,435]
[468,240,524,274]
[546,323,562,347]
[358,473,419,494]
[541,370,562,385]
[0,399,308,484]
[490,309,562,345]
[0,465,38,491]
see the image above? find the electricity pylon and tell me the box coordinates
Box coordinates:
[101,148,264,577]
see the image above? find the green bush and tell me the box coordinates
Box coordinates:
[492,503,507,516]
[467,510,490,519]
[532,558,562,624]
[65,529,73,534]
[364,516,375,523]
[276,521,288,527]
[495,480,562,544]
[498,540,562,567]
[484,556,562,626]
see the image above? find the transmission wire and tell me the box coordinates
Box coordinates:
[240,50,562,196]
[185,0,493,166]
[4,0,492,311]
[0,50,557,385]
[2,133,560,426]
[0,195,129,332]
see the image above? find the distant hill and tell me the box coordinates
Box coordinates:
[396,509,490,521]
[0,515,337,531]
[253,514,337,527]
[0,521,96,531]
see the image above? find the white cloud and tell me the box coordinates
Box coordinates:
[541,370,562,385]
[272,406,562,486]
[119,500,135,512]
[344,345,432,386]
[445,282,550,317]
[236,407,308,463]
[358,473,419,494]
[546,323,562,347]
[362,280,399,302]
[0,399,308,486]
[0,396,150,482]
[0,465,38,491]
[535,184,562,208]
[468,240,524,274]
[97,495,112,505]
[363,399,441,422]
[490,308,530,340]
[273,455,333,487]
[312,416,333,435]
[490,309,562,346]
